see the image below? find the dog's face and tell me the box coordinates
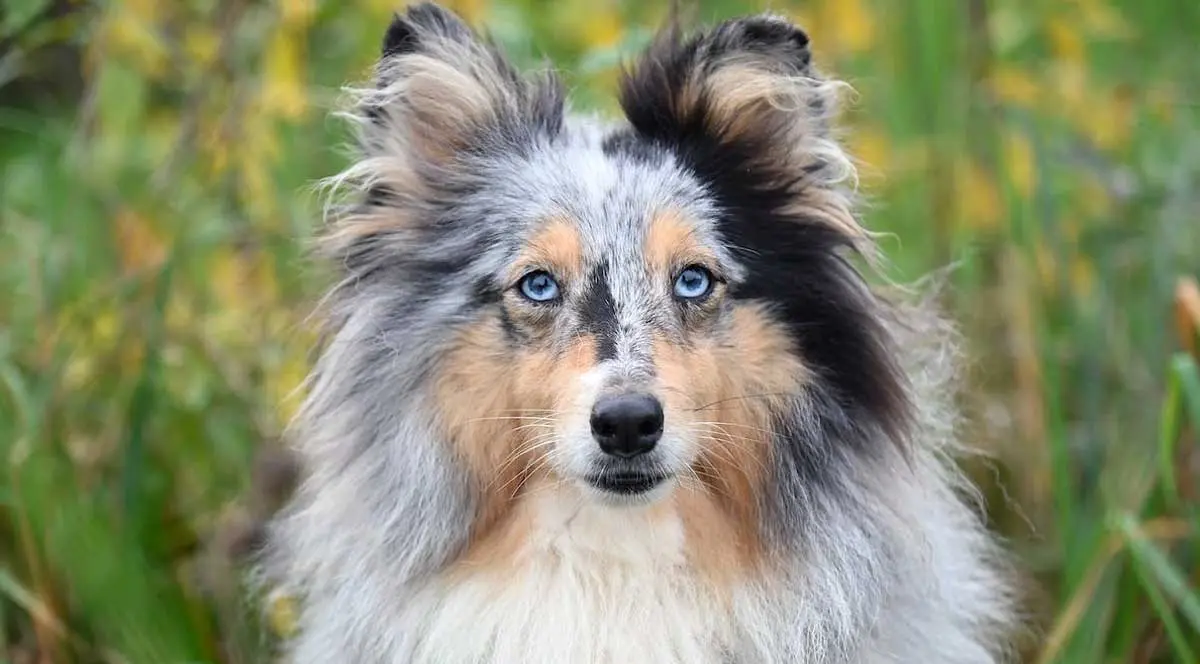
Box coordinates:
[436,166,785,508]
[322,3,909,521]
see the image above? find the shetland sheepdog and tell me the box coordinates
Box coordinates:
[258,3,1021,661]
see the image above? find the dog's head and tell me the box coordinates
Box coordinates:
[317,3,911,526]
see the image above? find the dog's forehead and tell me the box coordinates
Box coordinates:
[483,123,721,259]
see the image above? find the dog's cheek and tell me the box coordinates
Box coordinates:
[652,334,720,444]
[434,317,522,484]
[699,304,810,522]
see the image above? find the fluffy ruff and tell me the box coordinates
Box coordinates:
[256,4,1021,662]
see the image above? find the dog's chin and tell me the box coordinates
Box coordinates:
[580,471,676,507]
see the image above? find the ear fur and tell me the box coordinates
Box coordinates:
[367,2,563,164]
[617,13,871,250]
[317,2,563,268]
[330,2,563,206]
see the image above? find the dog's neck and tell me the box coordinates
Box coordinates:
[395,481,741,664]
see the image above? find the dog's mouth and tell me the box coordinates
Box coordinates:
[586,472,668,495]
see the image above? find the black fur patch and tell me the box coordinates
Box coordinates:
[601,131,665,165]
[580,261,619,361]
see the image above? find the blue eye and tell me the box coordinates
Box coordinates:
[673,266,713,300]
[518,271,561,302]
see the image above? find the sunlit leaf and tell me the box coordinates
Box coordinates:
[988,5,1035,54]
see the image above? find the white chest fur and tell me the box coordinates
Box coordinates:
[395,488,735,664]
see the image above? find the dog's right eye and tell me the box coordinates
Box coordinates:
[518,271,561,303]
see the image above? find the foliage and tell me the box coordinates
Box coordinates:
[1,0,1198,661]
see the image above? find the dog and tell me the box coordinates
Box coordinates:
[256,3,1021,661]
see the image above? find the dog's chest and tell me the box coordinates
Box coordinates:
[398,494,734,664]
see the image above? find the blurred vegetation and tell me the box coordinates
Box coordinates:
[1,0,1198,662]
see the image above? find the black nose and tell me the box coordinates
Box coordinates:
[590,393,664,458]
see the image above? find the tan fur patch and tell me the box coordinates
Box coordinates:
[644,208,716,275]
[448,476,544,577]
[435,319,598,566]
[672,484,758,589]
[435,318,527,539]
[654,303,809,582]
[705,62,807,142]
[509,217,585,285]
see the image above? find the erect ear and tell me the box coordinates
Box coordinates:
[316,3,563,275]
[346,2,564,190]
[617,14,868,247]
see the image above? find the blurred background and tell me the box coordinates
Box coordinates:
[1,0,1198,662]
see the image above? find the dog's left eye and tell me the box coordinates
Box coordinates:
[518,270,561,302]
[673,266,713,300]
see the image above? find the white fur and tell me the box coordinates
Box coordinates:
[395,486,731,664]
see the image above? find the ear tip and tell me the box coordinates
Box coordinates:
[381,2,469,58]
[742,14,811,46]
[382,13,420,58]
[732,14,813,66]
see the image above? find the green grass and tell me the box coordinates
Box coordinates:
[1,0,1199,661]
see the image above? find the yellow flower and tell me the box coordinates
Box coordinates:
[848,125,891,180]
[262,30,309,120]
[957,158,1003,231]
[444,0,487,24]
[268,593,300,638]
[1078,86,1133,152]
[1046,18,1085,63]
[115,208,168,275]
[184,27,221,68]
[279,0,317,27]
[1069,255,1096,298]
[269,346,313,425]
[1002,130,1036,199]
[1033,243,1058,295]
[104,9,170,78]
[989,67,1042,108]
[821,0,875,55]
[583,7,623,49]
